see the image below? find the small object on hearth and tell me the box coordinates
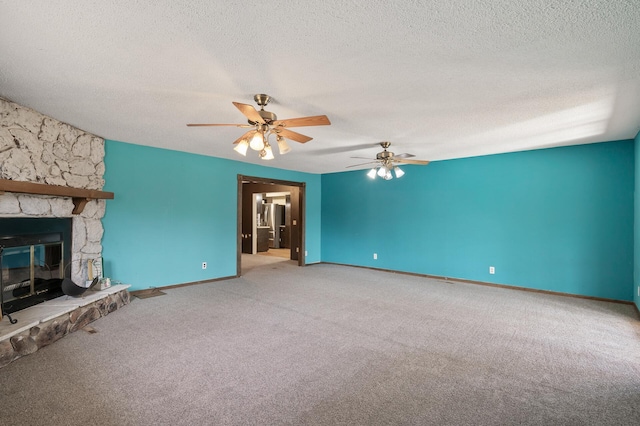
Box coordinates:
[87,277,100,290]
[61,278,88,297]
[97,278,111,290]
[88,258,103,280]
[88,277,113,291]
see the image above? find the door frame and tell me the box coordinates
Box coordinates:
[237,174,306,276]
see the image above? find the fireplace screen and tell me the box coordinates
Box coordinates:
[1,233,67,315]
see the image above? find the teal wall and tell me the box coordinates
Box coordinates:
[322,141,635,301]
[103,138,636,302]
[635,131,640,310]
[102,140,321,291]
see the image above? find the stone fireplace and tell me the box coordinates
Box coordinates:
[0,98,130,369]
[0,97,106,293]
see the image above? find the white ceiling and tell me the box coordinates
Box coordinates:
[1,1,639,174]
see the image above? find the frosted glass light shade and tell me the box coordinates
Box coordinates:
[367,168,377,179]
[249,132,265,151]
[276,136,291,154]
[394,166,404,178]
[233,140,249,156]
[261,144,275,160]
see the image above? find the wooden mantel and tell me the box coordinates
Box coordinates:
[0,178,114,214]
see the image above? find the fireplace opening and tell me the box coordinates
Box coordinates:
[0,218,72,315]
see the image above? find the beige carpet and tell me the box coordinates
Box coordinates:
[241,252,294,272]
[257,248,291,259]
[1,261,639,425]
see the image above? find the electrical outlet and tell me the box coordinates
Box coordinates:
[489,266,495,274]
[305,250,308,256]
[202,262,207,270]
[373,253,377,260]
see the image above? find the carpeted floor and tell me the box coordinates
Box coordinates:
[240,252,295,273]
[257,248,291,259]
[1,259,639,425]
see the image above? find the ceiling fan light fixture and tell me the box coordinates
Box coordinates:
[348,143,429,181]
[276,136,291,154]
[249,132,265,151]
[261,143,275,160]
[189,94,331,161]
[233,139,249,156]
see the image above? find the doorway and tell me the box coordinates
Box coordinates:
[237,175,306,276]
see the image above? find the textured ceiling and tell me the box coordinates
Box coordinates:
[1,1,639,173]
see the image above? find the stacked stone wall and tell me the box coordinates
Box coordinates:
[0,98,106,284]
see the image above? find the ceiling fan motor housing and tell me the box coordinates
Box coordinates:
[377,150,394,160]
[257,109,277,123]
[247,94,276,124]
[254,93,271,107]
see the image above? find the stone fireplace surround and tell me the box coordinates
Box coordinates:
[0,97,130,367]
[0,97,106,290]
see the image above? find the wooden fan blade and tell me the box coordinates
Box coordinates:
[350,156,375,160]
[187,123,252,127]
[273,115,331,128]
[346,161,378,168]
[395,153,416,158]
[232,102,265,124]
[233,130,256,144]
[278,128,313,143]
[395,158,430,165]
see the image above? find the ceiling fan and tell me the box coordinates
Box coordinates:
[347,142,430,180]
[187,94,331,160]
